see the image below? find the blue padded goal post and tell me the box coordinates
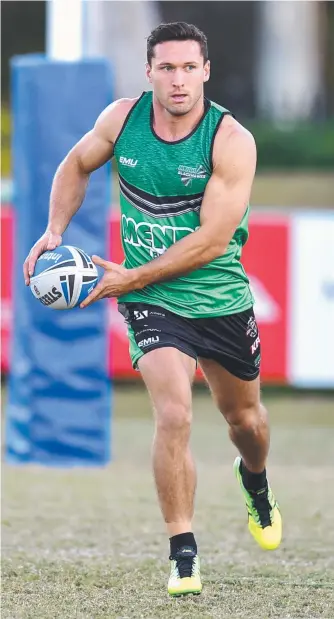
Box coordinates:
[6,55,113,466]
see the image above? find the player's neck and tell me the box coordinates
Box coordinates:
[152,95,205,142]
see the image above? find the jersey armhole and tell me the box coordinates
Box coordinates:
[209,111,235,172]
[113,92,147,154]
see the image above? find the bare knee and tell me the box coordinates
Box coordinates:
[155,401,192,440]
[225,402,268,434]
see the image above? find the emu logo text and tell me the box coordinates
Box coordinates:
[120,156,138,168]
[138,336,160,348]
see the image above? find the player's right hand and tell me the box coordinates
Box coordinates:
[23,231,62,285]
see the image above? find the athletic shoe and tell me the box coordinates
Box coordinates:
[168,546,202,596]
[233,456,282,550]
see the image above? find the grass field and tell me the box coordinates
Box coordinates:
[2,385,334,619]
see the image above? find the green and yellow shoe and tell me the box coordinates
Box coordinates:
[168,546,202,597]
[233,456,282,550]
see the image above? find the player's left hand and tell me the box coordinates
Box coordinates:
[80,255,138,308]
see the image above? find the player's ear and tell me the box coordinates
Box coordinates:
[203,60,210,83]
[146,63,152,83]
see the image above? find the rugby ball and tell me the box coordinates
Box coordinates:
[30,245,99,309]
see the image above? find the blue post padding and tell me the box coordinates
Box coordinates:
[6,55,113,466]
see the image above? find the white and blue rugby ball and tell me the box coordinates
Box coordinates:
[30,245,99,309]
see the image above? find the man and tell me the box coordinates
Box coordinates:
[24,22,282,597]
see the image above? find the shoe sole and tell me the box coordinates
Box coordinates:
[169,590,202,597]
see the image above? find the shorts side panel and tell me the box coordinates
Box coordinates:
[195,307,261,380]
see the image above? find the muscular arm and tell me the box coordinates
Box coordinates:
[47,99,133,235]
[47,122,112,235]
[131,118,257,289]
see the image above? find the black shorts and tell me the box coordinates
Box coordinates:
[118,302,261,381]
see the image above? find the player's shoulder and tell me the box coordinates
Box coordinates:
[95,97,141,143]
[212,114,256,167]
[218,115,255,148]
[101,97,139,120]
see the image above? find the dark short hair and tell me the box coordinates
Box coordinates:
[147,22,208,65]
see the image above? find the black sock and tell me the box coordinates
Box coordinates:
[240,460,267,493]
[170,532,197,557]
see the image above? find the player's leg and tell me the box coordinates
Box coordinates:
[138,347,202,596]
[200,363,269,472]
[139,347,196,537]
[199,358,282,550]
[199,360,268,472]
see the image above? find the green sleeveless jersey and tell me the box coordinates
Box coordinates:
[113,91,253,318]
